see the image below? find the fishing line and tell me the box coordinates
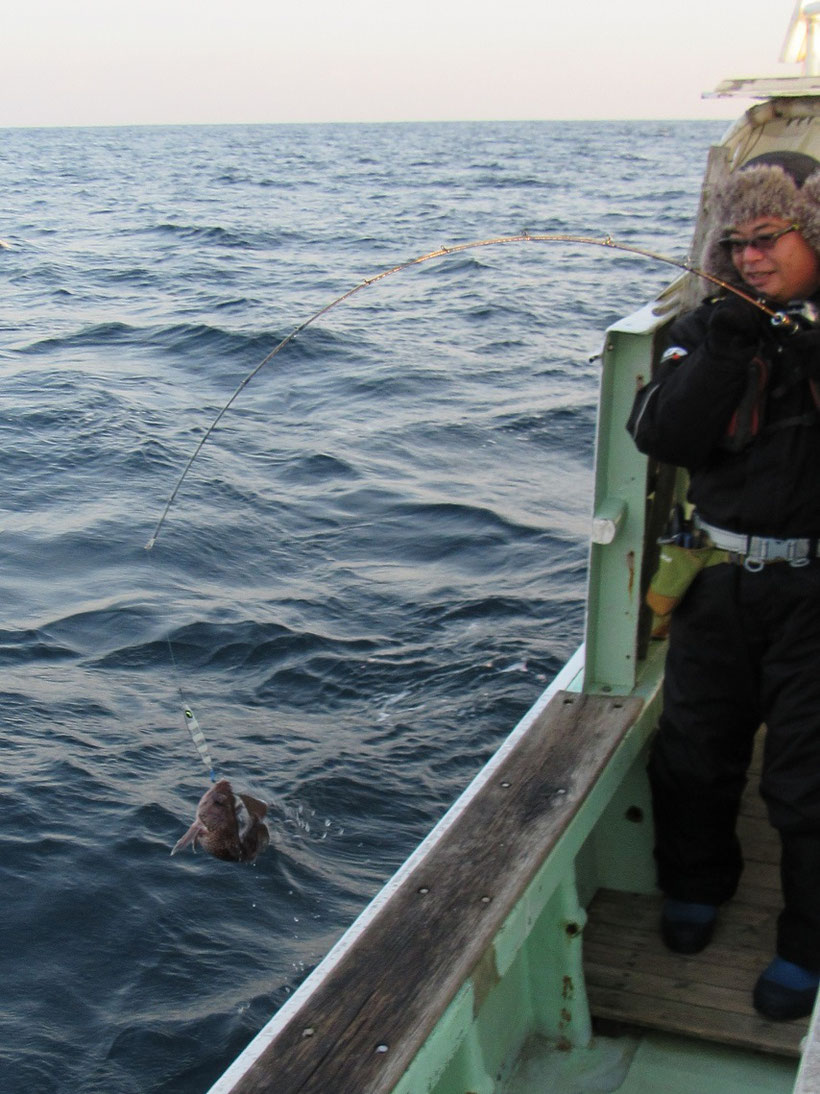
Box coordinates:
[145,231,792,550]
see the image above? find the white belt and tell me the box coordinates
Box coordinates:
[694,516,820,569]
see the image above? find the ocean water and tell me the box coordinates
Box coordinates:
[1,119,724,1093]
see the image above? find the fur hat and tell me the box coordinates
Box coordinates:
[701,153,820,284]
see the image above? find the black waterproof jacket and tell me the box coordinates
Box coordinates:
[627,295,820,537]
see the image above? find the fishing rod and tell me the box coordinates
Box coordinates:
[144,231,792,550]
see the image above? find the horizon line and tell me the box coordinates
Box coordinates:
[0,115,737,132]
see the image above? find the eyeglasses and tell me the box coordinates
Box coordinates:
[718,224,799,255]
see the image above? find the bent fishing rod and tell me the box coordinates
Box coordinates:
[145,231,794,550]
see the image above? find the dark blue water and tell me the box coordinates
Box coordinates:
[1,119,723,1093]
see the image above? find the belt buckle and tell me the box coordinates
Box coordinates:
[744,536,810,570]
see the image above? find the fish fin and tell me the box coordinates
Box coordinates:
[240,820,270,863]
[171,821,206,855]
[238,793,268,820]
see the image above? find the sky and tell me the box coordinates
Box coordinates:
[0,0,806,127]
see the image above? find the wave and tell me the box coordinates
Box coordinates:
[139,222,288,249]
[18,320,142,354]
[496,401,597,455]
[14,318,362,375]
[0,627,76,665]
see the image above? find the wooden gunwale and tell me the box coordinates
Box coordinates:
[215,690,643,1093]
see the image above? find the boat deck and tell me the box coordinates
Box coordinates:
[584,734,809,1058]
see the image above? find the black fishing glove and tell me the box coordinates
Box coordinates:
[706,294,771,359]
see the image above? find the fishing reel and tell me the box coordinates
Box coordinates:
[771,299,820,332]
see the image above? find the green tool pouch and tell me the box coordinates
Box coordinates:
[646,505,728,636]
[647,543,726,618]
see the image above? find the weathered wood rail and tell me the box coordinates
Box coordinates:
[211,690,643,1093]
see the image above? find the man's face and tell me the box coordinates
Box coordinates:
[728,216,820,303]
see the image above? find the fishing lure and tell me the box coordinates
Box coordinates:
[145,231,793,549]
[183,706,217,782]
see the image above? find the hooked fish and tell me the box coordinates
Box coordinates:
[172,778,270,863]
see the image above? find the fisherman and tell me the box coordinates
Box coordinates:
[628,150,820,1021]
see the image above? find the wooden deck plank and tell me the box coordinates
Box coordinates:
[589,975,802,1057]
[226,691,644,1094]
[584,935,771,989]
[584,888,806,1056]
[584,729,809,1058]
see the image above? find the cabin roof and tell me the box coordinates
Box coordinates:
[705,75,820,99]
